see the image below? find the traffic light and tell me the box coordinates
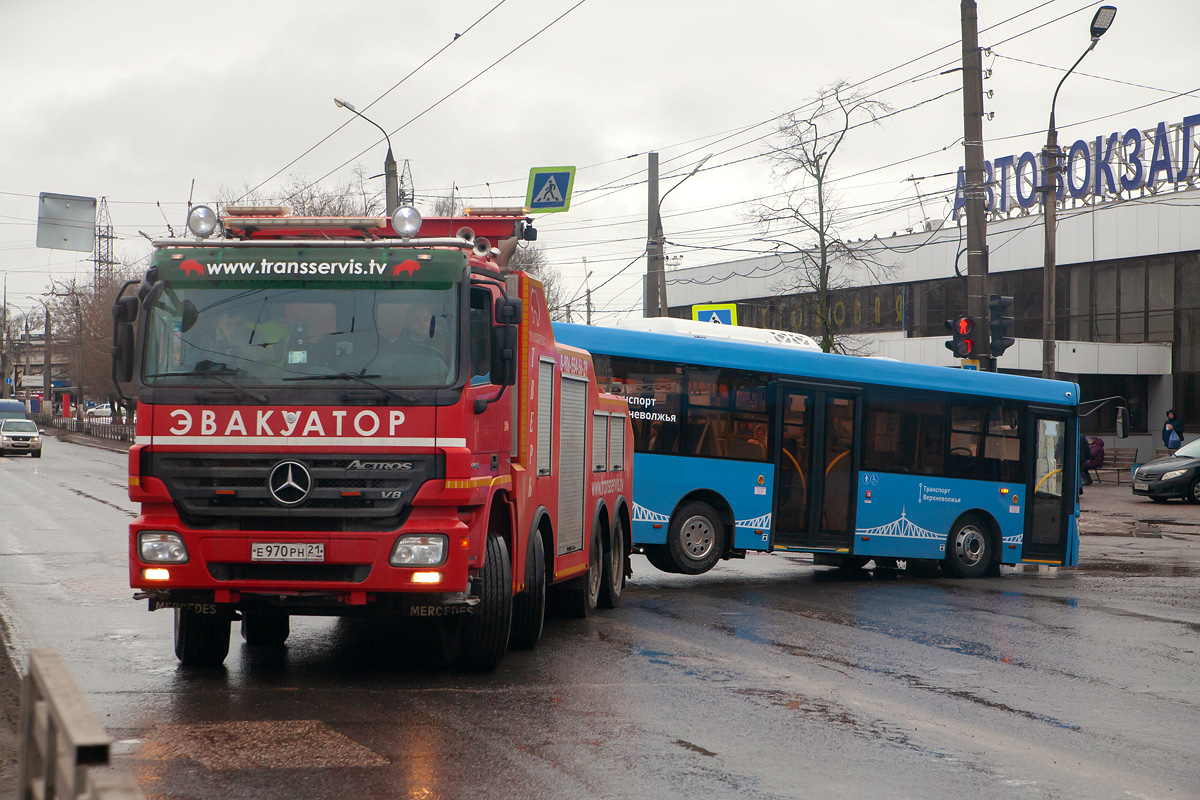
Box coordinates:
[944,315,979,358]
[988,294,1015,357]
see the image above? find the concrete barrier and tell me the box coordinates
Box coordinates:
[17,648,142,800]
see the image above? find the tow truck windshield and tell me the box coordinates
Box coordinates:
[142,283,459,388]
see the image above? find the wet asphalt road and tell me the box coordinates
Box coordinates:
[1,437,1198,799]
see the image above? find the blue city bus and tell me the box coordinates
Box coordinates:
[553,319,1081,578]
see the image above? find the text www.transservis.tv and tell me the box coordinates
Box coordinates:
[200,259,393,276]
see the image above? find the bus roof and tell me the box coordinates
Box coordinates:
[553,321,1079,408]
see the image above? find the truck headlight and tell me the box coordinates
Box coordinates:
[390,534,446,566]
[139,531,189,563]
[1161,469,1187,481]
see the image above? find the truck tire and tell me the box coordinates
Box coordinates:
[456,532,512,671]
[943,514,995,579]
[174,607,231,666]
[598,517,626,609]
[666,501,724,575]
[241,611,289,647]
[563,523,603,618]
[510,532,546,649]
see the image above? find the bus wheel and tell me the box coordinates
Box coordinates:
[510,532,546,649]
[599,517,626,609]
[643,545,679,574]
[564,525,603,618]
[667,501,724,575]
[174,607,231,667]
[944,515,994,579]
[456,532,512,671]
[241,611,289,647]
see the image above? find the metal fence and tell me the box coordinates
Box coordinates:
[18,648,143,800]
[35,415,136,444]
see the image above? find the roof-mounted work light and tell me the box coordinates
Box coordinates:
[392,205,422,237]
[186,205,218,238]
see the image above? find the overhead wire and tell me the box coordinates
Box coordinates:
[237,1,511,203]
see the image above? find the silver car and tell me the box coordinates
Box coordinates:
[0,419,42,457]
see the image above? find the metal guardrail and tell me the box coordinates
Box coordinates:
[35,415,136,445]
[17,648,143,800]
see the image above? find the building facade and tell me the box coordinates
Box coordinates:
[664,169,1200,458]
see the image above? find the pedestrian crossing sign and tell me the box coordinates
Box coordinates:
[692,303,738,326]
[526,167,576,213]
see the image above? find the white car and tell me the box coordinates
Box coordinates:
[86,404,112,421]
[0,419,42,457]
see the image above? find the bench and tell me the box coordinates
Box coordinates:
[1091,446,1138,485]
[1154,449,1176,460]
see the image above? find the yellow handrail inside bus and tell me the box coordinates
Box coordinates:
[1033,467,1063,495]
[826,449,850,475]
[782,446,807,495]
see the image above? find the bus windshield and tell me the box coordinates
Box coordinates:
[142,283,459,388]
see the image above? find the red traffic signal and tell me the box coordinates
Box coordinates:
[945,315,978,358]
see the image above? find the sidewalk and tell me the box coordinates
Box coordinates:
[1078,479,1199,537]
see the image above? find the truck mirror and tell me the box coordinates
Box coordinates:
[496,297,522,326]
[112,294,139,324]
[113,324,134,384]
[1115,407,1130,438]
[490,325,519,386]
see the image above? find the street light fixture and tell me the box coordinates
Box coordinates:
[1042,5,1116,379]
[646,153,712,317]
[333,97,399,217]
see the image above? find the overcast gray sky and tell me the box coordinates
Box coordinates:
[2,0,1196,322]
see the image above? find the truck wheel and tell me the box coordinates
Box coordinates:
[667,501,724,575]
[943,515,995,579]
[643,545,679,574]
[174,607,231,666]
[563,524,603,618]
[241,611,289,647]
[510,532,546,649]
[598,517,626,609]
[456,532,512,671]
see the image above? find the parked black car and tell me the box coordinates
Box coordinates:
[1132,439,1200,503]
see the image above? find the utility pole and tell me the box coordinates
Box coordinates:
[1,277,7,400]
[73,295,84,420]
[42,306,52,417]
[645,152,663,317]
[960,0,992,370]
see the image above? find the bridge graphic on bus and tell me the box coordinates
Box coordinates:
[634,502,771,532]
[857,509,1022,546]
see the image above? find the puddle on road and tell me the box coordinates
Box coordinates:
[1073,559,1200,578]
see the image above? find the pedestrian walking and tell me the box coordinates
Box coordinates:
[1162,409,1185,450]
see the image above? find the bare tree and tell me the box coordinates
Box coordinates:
[217,167,384,216]
[44,263,143,419]
[508,245,569,321]
[429,190,462,217]
[751,81,895,353]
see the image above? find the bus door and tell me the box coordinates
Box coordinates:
[772,381,860,551]
[1022,410,1075,564]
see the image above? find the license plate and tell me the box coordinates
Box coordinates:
[1133,482,1149,491]
[251,542,325,561]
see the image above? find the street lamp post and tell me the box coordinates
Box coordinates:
[1042,6,1117,380]
[334,97,399,217]
[646,153,712,317]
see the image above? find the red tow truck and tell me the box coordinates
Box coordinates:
[113,204,632,668]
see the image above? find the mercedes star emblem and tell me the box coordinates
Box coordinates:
[268,460,313,506]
